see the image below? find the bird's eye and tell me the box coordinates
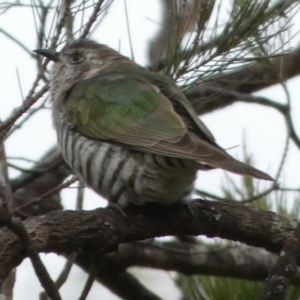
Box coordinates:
[71,53,84,63]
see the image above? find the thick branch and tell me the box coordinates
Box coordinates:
[0,200,296,284]
[105,242,300,285]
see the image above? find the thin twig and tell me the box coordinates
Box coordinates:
[7,162,46,174]
[279,187,300,192]
[196,183,279,203]
[55,253,77,289]
[76,180,85,211]
[241,184,279,204]
[274,81,291,181]
[195,189,228,201]
[0,82,49,142]
[6,96,49,138]
[89,0,113,35]
[12,176,78,215]
[76,256,164,300]
[15,68,24,101]
[123,0,134,61]
[77,255,102,300]
[0,143,13,207]
[80,0,105,38]
[40,252,77,300]
[285,111,300,150]
[0,28,35,57]
[6,217,62,300]
[7,156,38,163]
[49,0,70,49]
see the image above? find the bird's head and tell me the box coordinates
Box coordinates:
[34,39,129,103]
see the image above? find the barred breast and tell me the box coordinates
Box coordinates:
[55,120,198,206]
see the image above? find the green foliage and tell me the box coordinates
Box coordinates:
[176,275,300,300]
[156,0,297,89]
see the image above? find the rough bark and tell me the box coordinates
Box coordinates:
[0,199,296,284]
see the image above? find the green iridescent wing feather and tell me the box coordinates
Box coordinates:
[67,77,188,143]
[66,76,232,161]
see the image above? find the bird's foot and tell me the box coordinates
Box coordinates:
[107,202,129,220]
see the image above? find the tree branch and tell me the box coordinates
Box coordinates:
[0,199,296,284]
[0,143,62,300]
[75,253,163,300]
[257,221,300,300]
[11,147,70,217]
[104,241,300,285]
[186,45,300,115]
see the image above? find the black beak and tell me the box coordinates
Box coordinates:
[34,49,59,62]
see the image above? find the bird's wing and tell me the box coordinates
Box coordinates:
[65,75,273,181]
[158,82,216,143]
[66,76,229,163]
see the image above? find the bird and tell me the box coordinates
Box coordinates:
[34,39,273,207]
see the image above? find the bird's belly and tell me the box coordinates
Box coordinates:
[58,125,197,206]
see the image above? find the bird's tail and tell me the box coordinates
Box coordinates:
[200,158,274,181]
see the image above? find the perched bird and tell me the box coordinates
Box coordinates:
[34,39,273,207]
